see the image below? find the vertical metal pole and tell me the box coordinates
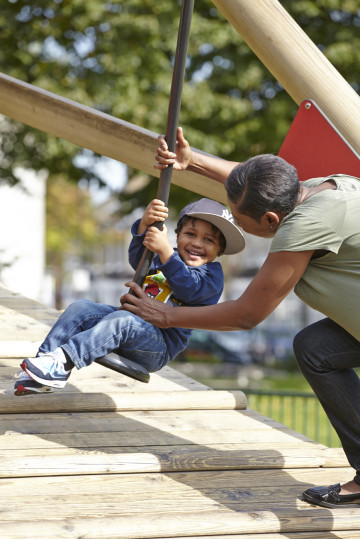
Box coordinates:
[131,0,194,289]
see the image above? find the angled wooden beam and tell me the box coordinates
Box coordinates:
[211,0,360,156]
[0,72,227,203]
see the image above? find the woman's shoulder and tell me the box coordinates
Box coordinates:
[304,174,360,191]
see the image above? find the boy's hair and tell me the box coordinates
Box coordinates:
[175,215,227,255]
[225,154,300,222]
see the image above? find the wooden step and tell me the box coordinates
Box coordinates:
[0,446,348,478]
[0,467,357,538]
[1,284,358,539]
[0,389,247,413]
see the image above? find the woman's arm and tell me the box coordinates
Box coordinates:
[188,151,240,184]
[155,127,239,185]
[120,250,314,330]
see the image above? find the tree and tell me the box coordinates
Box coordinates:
[46,174,107,308]
[0,0,359,216]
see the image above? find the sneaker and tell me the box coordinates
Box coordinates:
[21,348,72,388]
[14,371,54,396]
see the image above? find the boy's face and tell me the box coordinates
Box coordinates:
[176,217,222,267]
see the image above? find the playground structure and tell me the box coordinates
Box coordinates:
[0,279,358,538]
[1,0,360,206]
[2,1,360,536]
[3,0,360,382]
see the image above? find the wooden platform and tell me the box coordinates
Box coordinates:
[0,283,359,538]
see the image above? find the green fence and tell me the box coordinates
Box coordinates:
[244,389,341,448]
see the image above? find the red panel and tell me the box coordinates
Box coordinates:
[278,99,360,182]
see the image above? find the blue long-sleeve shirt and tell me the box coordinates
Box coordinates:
[128,219,224,360]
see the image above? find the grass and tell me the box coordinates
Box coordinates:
[245,390,341,448]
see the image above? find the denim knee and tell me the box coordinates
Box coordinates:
[65,299,96,315]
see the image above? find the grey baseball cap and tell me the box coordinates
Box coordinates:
[177,198,245,255]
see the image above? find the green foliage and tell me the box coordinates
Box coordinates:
[45,173,119,308]
[46,175,101,264]
[0,0,359,214]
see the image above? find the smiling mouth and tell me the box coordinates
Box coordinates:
[187,249,203,258]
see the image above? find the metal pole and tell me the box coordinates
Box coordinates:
[131,0,194,289]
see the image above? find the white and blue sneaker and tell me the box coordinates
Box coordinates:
[21,348,72,388]
[14,371,54,396]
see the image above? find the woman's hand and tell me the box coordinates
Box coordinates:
[154,126,192,171]
[120,282,173,328]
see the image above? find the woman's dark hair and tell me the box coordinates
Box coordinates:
[176,215,226,255]
[225,154,300,222]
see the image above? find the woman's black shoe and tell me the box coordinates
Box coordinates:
[303,483,360,508]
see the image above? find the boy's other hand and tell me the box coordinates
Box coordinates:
[138,199,168,234]
[143,224,174,263]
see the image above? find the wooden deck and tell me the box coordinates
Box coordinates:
[1,283,360,538]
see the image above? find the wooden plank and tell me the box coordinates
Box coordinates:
[0,441,332,455]
[1,518,359,539]
[0,289,59,357]
[0,468,357,537]
[3,465,353,491]
[0,342,44,358]
[0,72,227,204]
[0,446,348,478]
[0,296,58,310]
[0,404,326,457]
[0,389,247,413]
[0,487,341,514]
[0,285,22,297]
[0,408,306,433]
[0,425,311,451]
[0,477,347,508]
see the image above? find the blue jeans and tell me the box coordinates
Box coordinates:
[294,318,360,482]
[38,299,170,373]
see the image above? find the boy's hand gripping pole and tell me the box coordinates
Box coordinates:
[131,0,194,291]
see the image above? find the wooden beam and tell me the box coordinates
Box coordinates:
[211,0,360,156]
[0,389,247,413]
[0,446,348,478]
[0,72,227,203]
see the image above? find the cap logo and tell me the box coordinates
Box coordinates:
[222,208,235,224]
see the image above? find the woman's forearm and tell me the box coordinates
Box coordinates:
[165,299,254,331]
[188,151,240,185]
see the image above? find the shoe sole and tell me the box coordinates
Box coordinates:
[20,361,67,389]
[302,493,360,508]
[14,384,54,396]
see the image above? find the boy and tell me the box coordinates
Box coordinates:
[15,197,244,395]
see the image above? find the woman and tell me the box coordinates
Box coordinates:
[121,127,360,508]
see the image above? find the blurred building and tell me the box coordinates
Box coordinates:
[0,168,46,301]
